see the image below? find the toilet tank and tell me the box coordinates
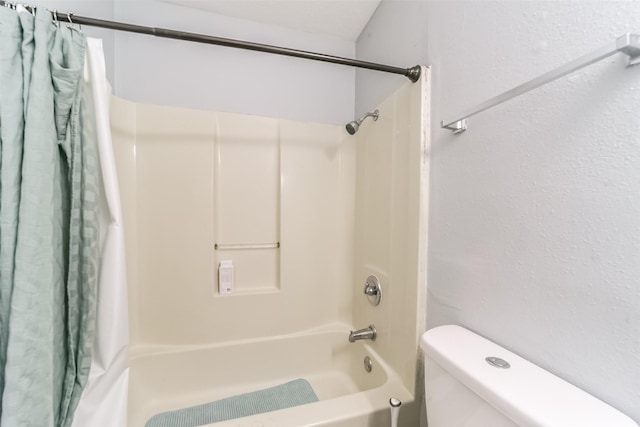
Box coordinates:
[420,325,638,427]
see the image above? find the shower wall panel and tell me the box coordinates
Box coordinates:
[352,69,430,393]
[111,99,355,349]
[215,114,280,293]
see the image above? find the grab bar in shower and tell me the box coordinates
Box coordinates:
[441,33,640,134]
[214,242,280,250]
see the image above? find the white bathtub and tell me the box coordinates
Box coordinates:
[128,323,415,427]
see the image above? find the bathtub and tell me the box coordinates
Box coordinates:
[128,323,415,427]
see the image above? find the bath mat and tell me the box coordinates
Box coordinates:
[145,379,319,427]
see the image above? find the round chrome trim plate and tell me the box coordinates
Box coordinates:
[485,356,510,369]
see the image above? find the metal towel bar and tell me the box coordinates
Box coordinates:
[441,33,640,134]
[214,242,280,250]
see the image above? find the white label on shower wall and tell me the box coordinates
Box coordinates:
[219,260,234,295]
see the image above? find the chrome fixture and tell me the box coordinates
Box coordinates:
[364,275,382,306]
[486,356,511,369]
[345,109,379,135]
[348,324,377,342]
[363,356,373,373]
[389,397,402,427]
[441,33,640,134]
[0,2,422,82]
[215,242,280,250]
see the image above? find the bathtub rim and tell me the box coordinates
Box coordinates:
[128,321,418,427]
[130,322,381,359]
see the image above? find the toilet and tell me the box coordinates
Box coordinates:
[420,325,638,427]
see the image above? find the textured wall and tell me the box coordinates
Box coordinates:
[357,0,640,423]
[113,0,355,124]
[31,1,356,124]
[355,0,428,117]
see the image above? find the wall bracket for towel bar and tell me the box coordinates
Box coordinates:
[441,33,640,134]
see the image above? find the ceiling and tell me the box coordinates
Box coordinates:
[160,0,381,41]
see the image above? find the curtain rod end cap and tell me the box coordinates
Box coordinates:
[406,65,421,82]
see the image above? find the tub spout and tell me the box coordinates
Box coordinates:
[349,325,377,342]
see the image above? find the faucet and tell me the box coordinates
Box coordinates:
[348,324,377,342]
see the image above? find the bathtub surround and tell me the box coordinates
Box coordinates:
[352,70,430,425]
[112,70,429,425]
[112,102,354,346]
[357,0,640,423]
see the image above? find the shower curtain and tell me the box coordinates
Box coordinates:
[70,38,130,427]
[0,7,128,427]
[0,7,98,426]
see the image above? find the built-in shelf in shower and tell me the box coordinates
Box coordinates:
[213,113,281,295]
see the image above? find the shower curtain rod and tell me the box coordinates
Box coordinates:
[0,1,422,82]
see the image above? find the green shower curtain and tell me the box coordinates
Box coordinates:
[0,7,98,427]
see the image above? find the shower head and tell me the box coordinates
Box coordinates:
[345,121,359,135]
[345,109,379,135]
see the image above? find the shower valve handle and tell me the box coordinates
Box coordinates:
[363,275,382,306]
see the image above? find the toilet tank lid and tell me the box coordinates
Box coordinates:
[420,325,638,427]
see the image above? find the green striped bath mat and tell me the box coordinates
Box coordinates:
[145,379,319,427]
